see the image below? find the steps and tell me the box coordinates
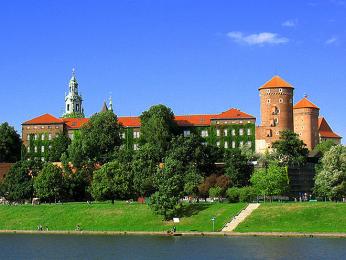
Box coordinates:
[222,203,260,232]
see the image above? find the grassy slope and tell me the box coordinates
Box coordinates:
[0,202,245,232]
[236,202,346,233]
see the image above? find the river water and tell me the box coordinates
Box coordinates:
[0,234,346,259]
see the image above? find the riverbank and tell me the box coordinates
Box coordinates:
[2,230,346,238]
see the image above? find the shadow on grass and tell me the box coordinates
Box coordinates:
[180,203,210,218]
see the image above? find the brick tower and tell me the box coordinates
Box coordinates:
[293,96,319,150]
[256,75,294,153]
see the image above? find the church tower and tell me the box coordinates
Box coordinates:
[255,75,294,153]
[64,69,84,117]
[293,96,319,151]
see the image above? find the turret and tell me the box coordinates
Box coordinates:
[64,69,84,116]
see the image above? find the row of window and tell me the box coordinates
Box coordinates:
[26,125,60,130]
[215,120,252,125]
[27,133,57,141]
[216,140,252,149]
[201,128,252,138]
[27,145,52,153]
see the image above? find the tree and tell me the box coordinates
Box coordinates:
[68,111,122,166]
[1,160,43,201]
[224,149,253,187]
[209,187,222,200]
[34,163,65,202]
[314,145,346,201]
[48,134,71,162]
[132,144,159,197]
[183,165,203,198]
[250,164,289,202]
[314,140,337,156]
[91,161,132,203]
[0,122,21,162]
[150,156,184,220]
[272,130,309,166]
[198,174,230,198]
[139,104,178,160]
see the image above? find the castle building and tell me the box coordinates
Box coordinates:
[21,72,342,161]
[255,76,294,153]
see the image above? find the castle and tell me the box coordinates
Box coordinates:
[21,71,341,160]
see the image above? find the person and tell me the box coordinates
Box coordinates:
[45,225,49,231]
[173,226,176,233]
[76,224,81,231]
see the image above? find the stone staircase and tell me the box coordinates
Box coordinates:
[222,203,260,232]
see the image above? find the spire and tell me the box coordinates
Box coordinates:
[101,101,108,112]
[69,68,78,93]
[109,95,113,112]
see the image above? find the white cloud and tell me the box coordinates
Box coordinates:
[325,37,338,44]
[227,32,289,46]
[282,19,298,27]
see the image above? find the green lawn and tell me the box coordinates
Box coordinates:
[0,202,245,232]
[236,202,346,233]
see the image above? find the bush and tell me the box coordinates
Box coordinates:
[227,187,240,203]
[239,186,257,202]
[209,186,222,199]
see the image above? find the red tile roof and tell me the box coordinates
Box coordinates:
[118,117,141,127]
[318,117,341,139]
[212,108,255,119]
[22,114,63,125]
[259,75,293,90]
[22,108,255,129]
[62,118,90,129]
[293,97,319,109]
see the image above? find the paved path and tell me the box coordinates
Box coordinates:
[222,203,260,232]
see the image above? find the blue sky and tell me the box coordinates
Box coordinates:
[0,0,345,143]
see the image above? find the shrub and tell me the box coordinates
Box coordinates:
[238,186,257,202]
[209,186,222,199]
[226,187,240,203]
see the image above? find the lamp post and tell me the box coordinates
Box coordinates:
[211,217,216,232]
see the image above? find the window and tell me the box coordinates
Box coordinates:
[41,146,45,153]
[216,129,220,137]
[27,146,30,153]
[41,157,45,162]
[224,129,228,136]
[184,130,191,137]
[232,129,236,136]
[201,130,208,137]
[76,104,79,112]
[239,141,243,147]
[34,146,38,153]
[247,129,251,135]
[34,134,38,140]
[279,88,283,93]
[247,141,252,148]
[239,121,243,124]
[55,126,59,129]
[267,99,271,104]
[41,134,45,141]
[289,98,293,104]
[279,98,283,103]
[26,126,30,130]
[133,144,139,150]
[133,131,140,138]
[34,126,38,129]
[48,126,51,129]
[48,134,52,140]
[49,145,52,149]
[224,141,228,149]
[239,129,244,136]
[274,118,279,126]
[121,133,126,139]
[41,126,44,129]
[216,121,220,125]
[27,134,30,141]
[276,131,280,135]
[232,141,236,148]
[69,133,74,140]
[266,89,270,94]
[67,104,70,111]
[216,141,220,147]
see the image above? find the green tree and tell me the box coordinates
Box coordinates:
[91,161,132,203]
[34,163,65,202]
[183,165,203,198]
[250,164,289,202]
[314,145,346,201]
[224,148,253,187]
[48,134,71,162]
[132,144,159,197]
[68,111,121,166]
[0,122,21,162]
[150,156,184,220]
[61,112,85,118]
[314,140,337,156]
[139,104,178,160]
[272,130,309,166]
[209,186,222,199]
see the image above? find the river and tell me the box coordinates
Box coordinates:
[0,234,346,259]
